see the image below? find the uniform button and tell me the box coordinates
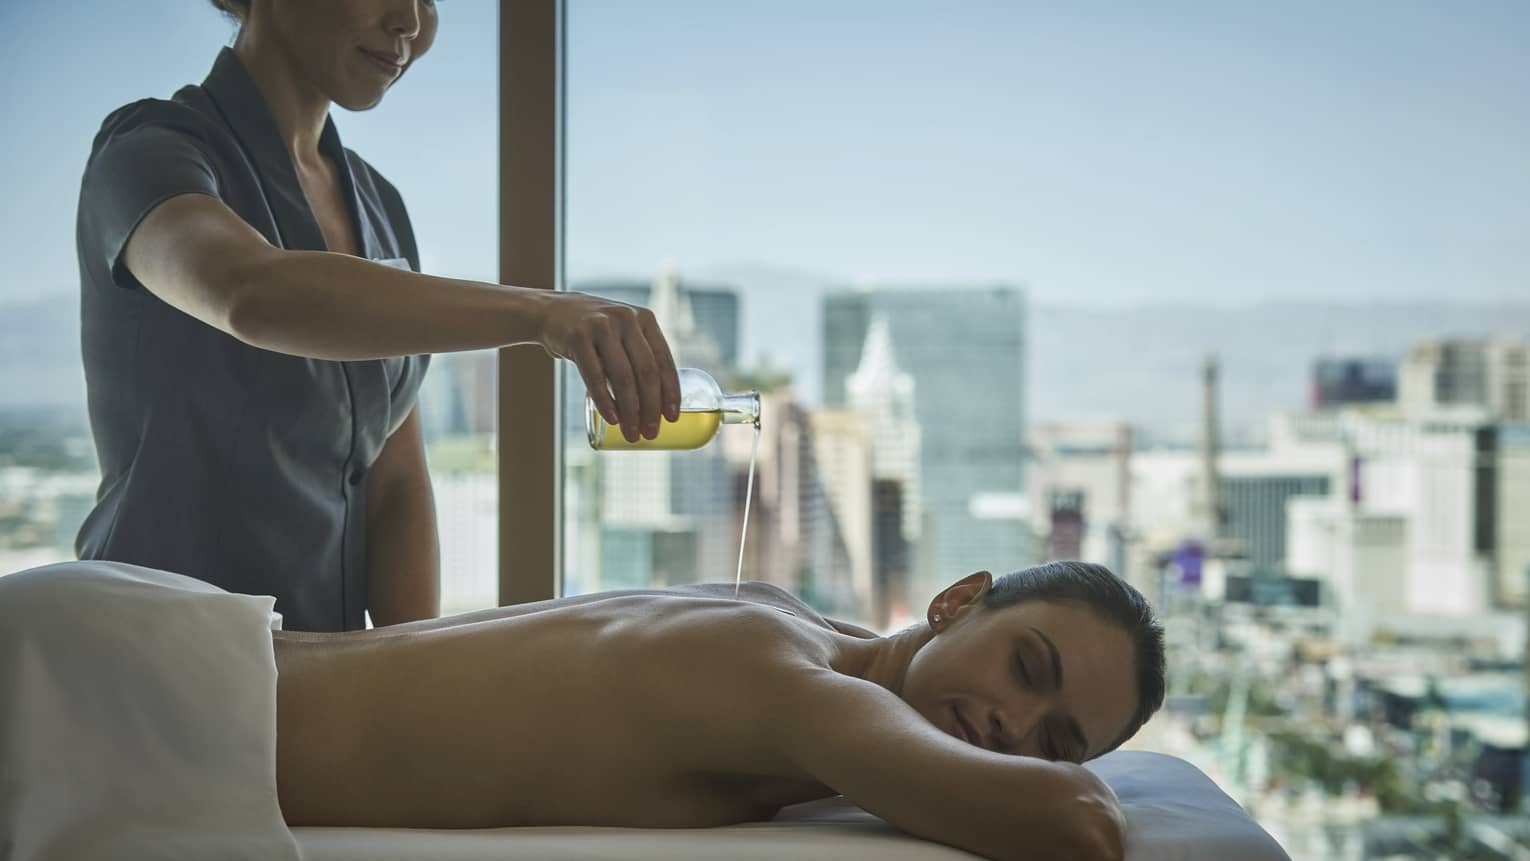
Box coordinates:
[348,468,365,486]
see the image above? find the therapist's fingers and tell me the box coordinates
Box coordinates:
[536,292,677,440]
[596,335,642,443]
[572,337,619,429]
[641,314,681,423]
[622,330,664,439]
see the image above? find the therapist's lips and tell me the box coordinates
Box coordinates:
[359,48,404,77]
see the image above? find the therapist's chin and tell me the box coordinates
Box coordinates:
[330,76,403,112]
[333,88,392,112]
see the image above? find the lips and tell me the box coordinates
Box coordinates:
[951,706,985,750]
[359,48,404,75]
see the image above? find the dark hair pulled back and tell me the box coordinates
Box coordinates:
[207,0,249,21]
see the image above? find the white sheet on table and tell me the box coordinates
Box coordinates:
[0,560,1289,861]
[0,561,299,861]
[292,752,1289,861]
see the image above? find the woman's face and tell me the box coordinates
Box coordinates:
[252,0,438,110]
[900,573,1139,763]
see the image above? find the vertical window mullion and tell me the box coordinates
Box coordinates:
[497,0,564,606]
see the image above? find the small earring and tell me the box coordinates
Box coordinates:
[933,613,942,622]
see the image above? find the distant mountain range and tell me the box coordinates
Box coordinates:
[7,277,1530,442]
[1021,299,1530,444]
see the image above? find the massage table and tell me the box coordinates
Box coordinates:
[0,561,1289,861]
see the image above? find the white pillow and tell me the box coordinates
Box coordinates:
[0,561,300,861]
[760,747,1289,859]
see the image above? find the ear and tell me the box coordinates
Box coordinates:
[926,571,993,632]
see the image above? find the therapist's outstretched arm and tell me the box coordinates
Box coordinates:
[122,192,680,441]
[365,407,441,627]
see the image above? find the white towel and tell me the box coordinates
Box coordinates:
[0,560,300,861]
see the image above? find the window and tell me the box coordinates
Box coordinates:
[0,1,501,617]
[0,4,243,575]
[555,1,1530,853]
[559,3,1043,630]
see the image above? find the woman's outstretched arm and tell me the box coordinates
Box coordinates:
[766,665,1126,861]
[123,192,679,436]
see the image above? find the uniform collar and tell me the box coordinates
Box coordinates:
[201,47,379,258]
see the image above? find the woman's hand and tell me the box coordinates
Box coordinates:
[537,291,681,442]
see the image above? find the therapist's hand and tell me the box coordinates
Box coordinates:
[537,291,681,442]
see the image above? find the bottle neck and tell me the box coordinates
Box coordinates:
[720,391,761,426]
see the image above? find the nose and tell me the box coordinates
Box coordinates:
[384,0,423,41]
[991,697,1049,754]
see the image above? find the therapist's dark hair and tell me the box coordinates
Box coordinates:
[982,561,1166,757]
[208,0,249,22]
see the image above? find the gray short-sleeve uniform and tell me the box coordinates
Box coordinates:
[74,48,430,632]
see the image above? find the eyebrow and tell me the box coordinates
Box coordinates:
[1030,626,1090,758]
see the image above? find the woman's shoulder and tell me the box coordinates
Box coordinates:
[90,88,229,155]
[586,591,829,653]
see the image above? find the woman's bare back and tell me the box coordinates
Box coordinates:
[272,587,849,828]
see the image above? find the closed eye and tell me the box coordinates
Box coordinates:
[1014,653,1032,687]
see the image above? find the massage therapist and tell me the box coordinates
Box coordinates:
[73,0,679,631]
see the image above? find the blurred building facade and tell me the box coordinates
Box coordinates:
[1026,421,1132,576]
[1399,338,1529,422]
[823,285,1034,600]
[1311,357,1397,410]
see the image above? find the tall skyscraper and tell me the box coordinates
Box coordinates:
[845,319,923,534]
[686,289,741,371]
[846,316,923,624]
[823,285,1031,598]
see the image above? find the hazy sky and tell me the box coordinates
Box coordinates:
[1,0,1526,308]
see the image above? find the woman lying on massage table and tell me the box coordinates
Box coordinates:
[272,561,1166,861]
